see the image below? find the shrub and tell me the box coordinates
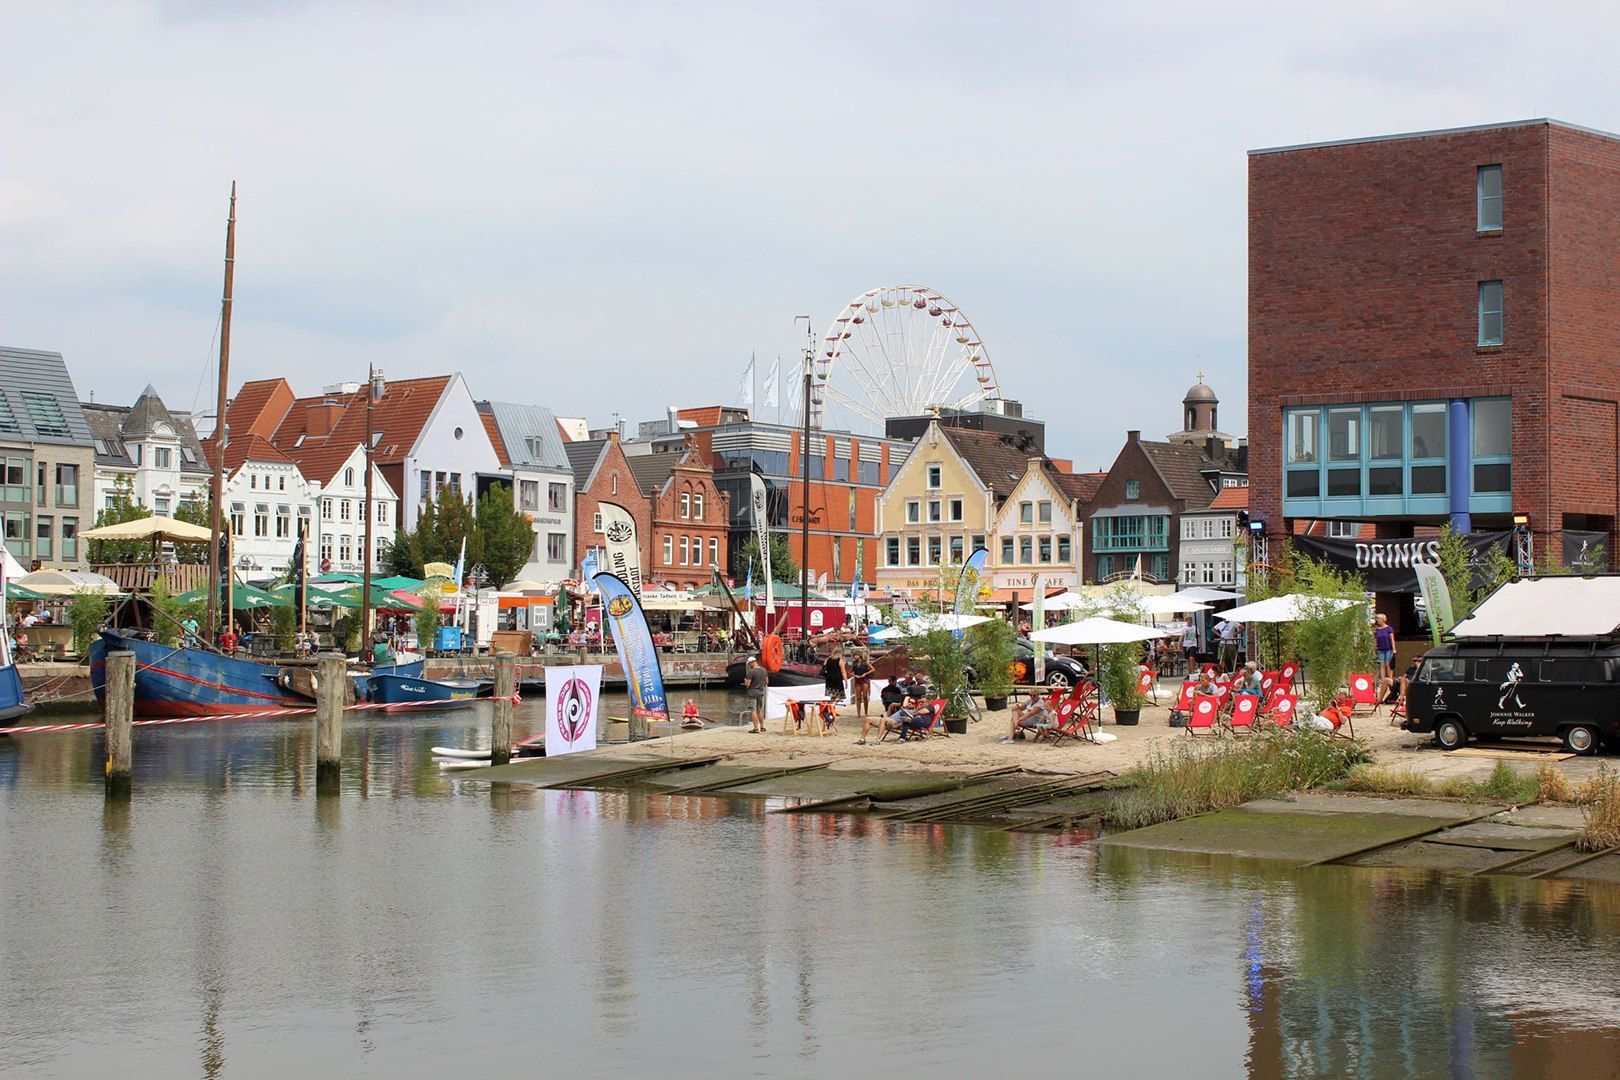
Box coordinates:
[1536,764,1575,804]
[414,603,441,654]
[915,628,972,718]
[270,604,297,654]
[68,588,110,656]
[1578,766,1620,853]
[967,618,1016,700]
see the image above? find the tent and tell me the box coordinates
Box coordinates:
[16,570,123,596]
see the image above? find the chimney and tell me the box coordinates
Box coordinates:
[306,399,343,437]
[1127,429,1140,443]
[667,405,681,434]
[1206,435,1220,460]
[617,417,628,441]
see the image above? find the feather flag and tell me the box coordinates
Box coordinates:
[453,536,466,591]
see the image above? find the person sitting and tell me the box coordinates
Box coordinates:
[1193,668,1220,697]
[681,699,703,727]
[1234,663,1264,698]
[879,677,909,715]
[1002,694,1058,742]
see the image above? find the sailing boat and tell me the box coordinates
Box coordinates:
[0,547,32,725]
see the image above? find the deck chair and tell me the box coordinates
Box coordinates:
[1168,681,1197,725]
[1278,662,1300,690]
[1348,673,1379,715]
[1229,694,1259,733]
[1213,680,1234,715]
[1264,693,1298,729]
[1136,667,1157,705]
[1188,694,1221,736]
[1261,670,1280,696]
[1047,686,1101,743]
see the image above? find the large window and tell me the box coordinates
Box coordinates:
[858,460,881,485]
[1057,536,1071,562]
[520,480,540,511]
[928,499,941,523]
[1284,399,1511,505]
[926,536,942,565]
[1478,281,1504,346]
[905,500,920,524]
[54,464,78,507]
[549,483,567,511]
[1000,537,1015,564]
[1472,398,1512,493]
[948,497,963,522]
[886,537,901,566]
[1091,515,1170,552]
[60,517,77,560]
[1477,165,1502,231]
[35,515,52,559]
[545,533,564,561]
[906,537,920,566]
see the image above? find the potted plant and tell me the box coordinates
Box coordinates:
[1096,638,1146,725]
[969,618,1016,712]
[917,628,972,734]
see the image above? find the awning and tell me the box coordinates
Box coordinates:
[80,514,211,544]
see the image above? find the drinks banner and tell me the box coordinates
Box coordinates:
[543,664,601,755]
[749,472,774,614]
[955,546,988,617]
[598,501,643,598]
[592,571,669,720]
[1292,532,1512,594]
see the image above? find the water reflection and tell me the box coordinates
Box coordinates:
[2,698,1619,1075]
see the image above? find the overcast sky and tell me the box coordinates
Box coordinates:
[3,2,1615,466]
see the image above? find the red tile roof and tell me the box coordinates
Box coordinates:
[266,375,453,486]
[478,408,510,467]
[1055,470,1107,505]
[677,406,727,427]
[227,378,295,441]
[1209,486,1249,510]
[203,432,296,475]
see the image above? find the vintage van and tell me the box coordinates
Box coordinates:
[1402,641,1620,755]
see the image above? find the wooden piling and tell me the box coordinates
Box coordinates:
[492,652,516,766]
[628,711,649,742]
[104,650,135,798]
[315,651,345,793]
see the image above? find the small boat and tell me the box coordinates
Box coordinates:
[431,743,545,761]
[90,629,306,717]
[0,660,30,727]
[723,656,823,688]
[367,673,479,708]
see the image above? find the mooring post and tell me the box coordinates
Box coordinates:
[104,650,135,798]
[492,651,516,766]
[628,710,649,742]
[315,651,345,793]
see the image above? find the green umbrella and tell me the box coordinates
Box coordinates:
[4,584,52,602]
[270,583,358,609]
[178,584,286,609]
[369,575,425,591]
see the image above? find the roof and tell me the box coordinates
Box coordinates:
[627,452,677,495]
[677,406,729,427]
[0,347,93,447]
[1054,470,1107,505]
[1139,439,1221,509]
[206,432,296,474]
[564,439,608,489]
[1249,118,1620,157]
[224,378,296,442]
[1208,486,1249,511]
[476,401,570,473]
[82,404,135,466]
[257,374,455,486]
[938,426,1044,501]
[1184,379,1217,404]
[1451,576,1620,640]
[121,384,173,438]
[81,397,210,474]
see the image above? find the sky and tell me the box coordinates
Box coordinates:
[4,2,1618,468]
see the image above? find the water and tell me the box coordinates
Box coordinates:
[4,695,1620,1078]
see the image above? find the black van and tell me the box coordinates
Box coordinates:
[1402,641,1620,755]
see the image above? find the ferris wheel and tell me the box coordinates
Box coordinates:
[789,284,1001,430]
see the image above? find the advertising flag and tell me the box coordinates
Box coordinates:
[544,664,602,755]
[763,357,779,408]
[738,353,755,408]
[453,536,466,591]
[955,546,988,618]
[1413,562,1454,647]
[593,571,669,720]
[749,472,774,614]
[598,501,643,598]
[1031,573,1045,684]
[291,520,307,615]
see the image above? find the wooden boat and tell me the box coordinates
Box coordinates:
[0,662,30,726]
[90,629,305,717]
[367,672,479,708]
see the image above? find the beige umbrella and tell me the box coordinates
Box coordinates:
[16,569,124,595]
[80,514,211,544]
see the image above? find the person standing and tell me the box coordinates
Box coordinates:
[1182,618,1201,677]
[744,654,768,733]
[1216,618,1240,673]
[821,649,848,704]
[849,648,874,719]
[1374,613,1397,701]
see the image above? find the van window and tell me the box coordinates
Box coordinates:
[1421,657,1466,683]
[1537,660,1606,684]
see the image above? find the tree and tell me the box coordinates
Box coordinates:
[473,484,536,587]
[87,475,151,564]
[172,496,212,564]
[1436,526,1516,627]
[736,532,799,590]
[382,484,476,577]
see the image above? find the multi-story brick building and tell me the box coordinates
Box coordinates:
[1249,119,1620,563]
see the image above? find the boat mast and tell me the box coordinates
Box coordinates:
[206,183,237,645]
[360,364,381,653]
[799,319,813,652]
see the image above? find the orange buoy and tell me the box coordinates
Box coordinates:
[760,633,785,673]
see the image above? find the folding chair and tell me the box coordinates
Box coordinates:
[1213,680,1233,716]
[1348,674,1379,715]
[1278,662,1300,691]
[1168,681,1197,725]
[1261,670,1280,697]
[1047,686,1101,743]
[1263,693,1298,728]
[1136,667,1157,706]
[1229,694,1259,733]
[1187,694,1220,736]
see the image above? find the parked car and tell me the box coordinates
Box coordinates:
[971,638,1088,690]
[1402,641,1620,755]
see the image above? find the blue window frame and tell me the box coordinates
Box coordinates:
[1092,515,1169,552]
[1477,165,1502,231]
[1478,281,1503,346]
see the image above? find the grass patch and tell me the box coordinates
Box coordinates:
[1334,760,1540,805]
[1340,765,1433,797]
[1577,766,1620,853]
[1106,729,1369,830]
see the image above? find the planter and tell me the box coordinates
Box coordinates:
[945,717,969,735]
[1113,708,1141,726]
[983,695,1009,712]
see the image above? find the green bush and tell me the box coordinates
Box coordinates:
[914,628,971,718]
[270,604,297,654]
[68,589,110,656]
[415,603,441,654]
[967,618,1016,699]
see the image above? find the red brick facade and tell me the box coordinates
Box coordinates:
[1249,120,1620,553]
[573,437,652,570]
[649,446,730,590]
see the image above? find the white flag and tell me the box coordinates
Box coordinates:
[544,664,601,755]
[763,357,779,408]
[738,354,755,407]
[598,501,643,598]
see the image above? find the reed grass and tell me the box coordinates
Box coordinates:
[1577,766,1620,853]
[1336,760,1539,805]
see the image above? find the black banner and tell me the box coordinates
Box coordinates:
[1562,530,1608,570]
[1292,532,1513,593]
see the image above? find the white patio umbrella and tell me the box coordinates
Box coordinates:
[900,612,993,636]
[1018,591,1091,612]
[1138,595,1210,616]
[16,569,123,596]
[1218,594,1360,624]
[1030,617,1170,646]
[1174,586,1242,603]
[79,514,211,544]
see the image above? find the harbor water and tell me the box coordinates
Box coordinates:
[3,694,1619,1078]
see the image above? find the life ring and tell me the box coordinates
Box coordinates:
[760,633,785,672]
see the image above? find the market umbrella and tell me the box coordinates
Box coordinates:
[902,612,992,635]
[370,575,425,592]
[16,570,123,596]
[1139,595,1210,616]
[1019,591,1090,612]
[4,583,52,603]
[270,583,357,608]
[179,583,285,609]
[1218,594,1360,624]
[80,514,211,544]
[1030,617,1170,646]
[1174,586,1242,604]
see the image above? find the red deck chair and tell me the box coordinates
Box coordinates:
[1261,670,1280,696]
[1278,662,1299,690]
[1169,680,1197,724]
[1264,693,1298,728]
[1229,694,1259,733]
[1348,673,1379,714]
[1046,686,1101,743]
[1136,668,1157,705]
[1213,679,1234,715]
[1188,694,1220,736]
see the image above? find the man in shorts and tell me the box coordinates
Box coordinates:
[744,655,768,733]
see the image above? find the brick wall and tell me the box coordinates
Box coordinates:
[573,438,651,571]
[650,454,731,588]
[1083,434,1182,582]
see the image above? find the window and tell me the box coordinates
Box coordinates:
[1038,537,1052,563]
[549,483,567,511]
[345,467,355,486]
[154,497,170,515]
[1478,281,1504,346]
[1202,519,1215,539]
[1019,502,1033,524]
[694,492,704,519]
[663,535,674,564]
[1038,501,1052,524]
[60,517,77,560]
[1019,537,1033,564]
[1472,398,1513,494]
[1326,521,1358,539]
[886,537,900,566]
[547,533,566,561]
[610,473,617,496]
[322,498,333,520]
[1286,410,1318,464]
[906,537,921,566]
[276,506,292,539]
[928,499,941,523]
[54,464,78,507]
[154,447,172,469]
[519,480,540,511]
[948,497,963,522]
[691,536,701,567]
[905,500,920,524]
[278,475,285,491]
[1124,479,1140,501]
[378,502,388,524]
[1477,165,1502,231]
[338,535,351,562]
[1220,518,1233,539]
[594,512,603,533]
[3,457,27,503]
[340,500,352,522]
[679,537,689,565]
[1091,515,1170,552]
[859,459,881,485]
[1057,536,1072,562]
[250,473,258,490]
[1220,561,1234,585]
[230,502,245,535]
[680,492,691,519]
[927,464,941,488]
[3,512,28,558]
[709,537,719,566]
[0,395,16,434]
[419,470,431,502]
[254,504,269,537]
[926,536,942,565]
[20,391,68,438]
[1001,537,1015,564]
[35,515,52,559]
[1203,562,1216,585]
[948,536,964,563]
[319,535,332,563]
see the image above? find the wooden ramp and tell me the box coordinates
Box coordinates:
[475,752,725,788]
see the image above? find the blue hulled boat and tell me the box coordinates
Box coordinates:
[0,661,30,726]
[89,629,308,717]
[367,672,479,708]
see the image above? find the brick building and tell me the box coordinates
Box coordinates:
[1249,119,1620,561]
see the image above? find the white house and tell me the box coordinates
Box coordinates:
[213,435,319,575]
[476,400,575,583]
[82,385,211,514]
[312,445,398,577]
[988,458,1087,596]
[1178,485,1244,589]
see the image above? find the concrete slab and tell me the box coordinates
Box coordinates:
[1243,792,1474,819]
[1100,807,1470,864]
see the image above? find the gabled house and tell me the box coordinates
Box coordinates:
[82,384,211,516]
[633,439,729,591]
[476,400,575,584]
[206,434,319,576]
[0,346,95,569]
[568,434,650,575]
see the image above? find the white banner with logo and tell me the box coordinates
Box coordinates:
[749,473,774,613]
[598,501,643,598]
[544,665,602,755]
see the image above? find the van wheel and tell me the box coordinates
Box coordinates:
[1563,724,1600,756]
[1434,718,1467,751]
